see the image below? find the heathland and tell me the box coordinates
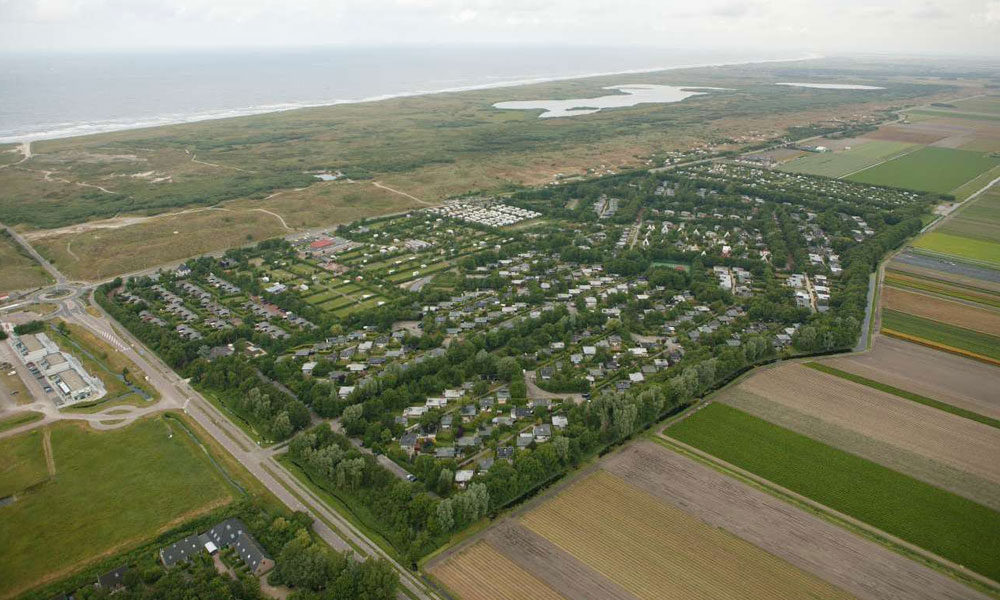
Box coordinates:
[0,57,960,280]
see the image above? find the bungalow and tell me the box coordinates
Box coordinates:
[516,432,534,447]
[302,361,318,376]
[97,566,129,591]
[533,424,551,443]
[440,414,454,430]
[338,386,354,398]
[400,432,418,454]
[531,397,551,411]
[436,446,457,459]
[455,469,475,487]
[497,446,514,461]
[457,435,479,449]
[551,415,568,429]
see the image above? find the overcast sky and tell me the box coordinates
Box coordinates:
[1,0,998,56]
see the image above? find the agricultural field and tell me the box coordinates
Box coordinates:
[913,232,1000,266]
[0,415,240,598]
[884,270,1000,308]
[846,147,1000,194]
[716,363,1000,509]
[881,286,1000,336]
[519,471,854,600]
[666,402,1000,583]
[825,335,1000,419]
[779,140,916,178]
[430,541,566,600]
[882,309,1000,362]
[0,230,51,292]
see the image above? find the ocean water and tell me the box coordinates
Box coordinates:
[0,46,803,143]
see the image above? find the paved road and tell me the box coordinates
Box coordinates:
[0,284,439,600]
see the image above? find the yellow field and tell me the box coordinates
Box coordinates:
[520,471,855,600]
[430,541,566,600]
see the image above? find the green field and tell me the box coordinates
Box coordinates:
[0,429,49,498]
[0,416,238,598]
[0,230,52,293]
[913,232,1000,266]
[882,309,1000,360]
[0,411,44,434]
[779,140,916,178]
[667,403,1000,582]
[846,147,1000,194]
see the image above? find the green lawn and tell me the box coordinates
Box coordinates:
[882,309,1000,360]
[846,147,1000,194]
[666,403,1000,582]
[0,429,49,498]
[0,411,44,434]
[779,140,916,178]
[0,416,237,598]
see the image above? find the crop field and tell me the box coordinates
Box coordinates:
[913,232,1000,266]
[0,231,51,293]
[717,363,1000,508]
[882,309,1000,362]
[885,270,1000,308]
[883,285,1000,336]
[779,140,916,178]
[666,402,1000,582]
[0,428,49,498]
[519,470,854,600]
[0,416,238,598]
[846,147,1000,194]
[604,441,991,600]
[825,335,1000,419]
[430,541,566,600]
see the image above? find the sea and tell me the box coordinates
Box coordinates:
[0,46,809,143]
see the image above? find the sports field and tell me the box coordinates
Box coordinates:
[666,402,1000,582]
[846,147,1000,194]
[779,140,916,178]
[0,416,239,598]
[882,309,1000,361]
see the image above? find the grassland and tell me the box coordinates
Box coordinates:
[0,416,239,598]
[0,428,49,498]
[0,411,44,434]
[0,230,51,292]
[666,402,1000,582]
[518,470,855,600]
[846,147,1000,193]
[882,309,1000,361]
[779,140,916,178]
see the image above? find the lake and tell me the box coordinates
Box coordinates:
[493,84,728,118]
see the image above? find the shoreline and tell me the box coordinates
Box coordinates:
[0,53,821,145]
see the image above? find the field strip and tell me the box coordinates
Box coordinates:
[883,329,1000,366]
[718,385,1000,511]
[430,541,567,600]
[805,362,1000,429]
[41,427,55,476]
[838,144,924,179]
[649,435,1000,599]
[733,364,1000,485]
[521,470,856,600]
[885,281,1000,316]
[482,521,638,600]
[606,440,996,600]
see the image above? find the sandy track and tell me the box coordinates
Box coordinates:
[883,286,1000,336]
[825,335,1000,419]
[603,442,991,600]
[483,521,637,600]
[734,364,1000,485]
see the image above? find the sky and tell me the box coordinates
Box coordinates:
[1,0,999,56]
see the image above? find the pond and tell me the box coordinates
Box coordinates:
[493,84,728,118]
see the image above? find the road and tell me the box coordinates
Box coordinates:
[0,282,440,600]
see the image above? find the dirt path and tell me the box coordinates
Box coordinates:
[251,208,292,230]
[42,427,55,476]
[185,149,256,173]
[19,166,119,195]
[371,181,435,206]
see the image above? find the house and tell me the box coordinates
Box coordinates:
[533,424,552,443]
[400,432,418,454]
[531,398,551,411]
[552,415,568,429]
[204,518,274,576]
[436,446,456,459]
[440,414,454,430]
[478,456,494,473]
[96,566,129,591]
[538,366,554,380]
[497,446,515,461]
[338,386,354,398]
[511,406,531,419]
[516,432,534,447]
[457,435,479,449]
[302,361,318,376]
[160,534,217,568]
[455,469,475,487]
